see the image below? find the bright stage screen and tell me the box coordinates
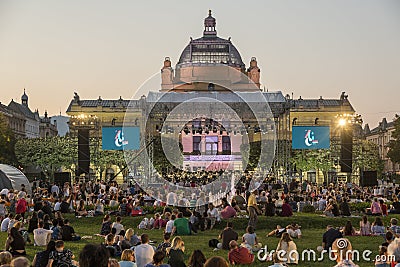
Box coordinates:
[102,127,140,150]
[292,126,330,149]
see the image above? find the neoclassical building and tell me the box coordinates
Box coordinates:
[364,118,400,175]
[67,11,359,184]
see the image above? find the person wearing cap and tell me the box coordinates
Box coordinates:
[247,189,260,229]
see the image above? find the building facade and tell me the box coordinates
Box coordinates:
[365,118,400,175]
[66,11,360,184]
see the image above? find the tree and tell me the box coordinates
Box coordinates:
[388,115,400,165]
[290,149,335,181]
[15,136,77,180]
[0,113,18,165]
[353,139,384,175]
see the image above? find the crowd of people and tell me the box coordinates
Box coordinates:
[1,176,400,266]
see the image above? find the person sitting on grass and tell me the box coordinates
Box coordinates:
[267,225,286,238]
[119,249,137,267]
[276,232,298,265]
[187,250,206,267]
[342,220,356,236]
[111,216,125,236]
[157,233,171,253]
[31,240,55,267]
[125,228,141,247]
[100,214,112,236]
[165,215,175,235]
[278,199,293,217]
[242,226,262,252]
[79,243,110,267]
[95,199,104,216]
[5,227,26,257]
[268,252,286,267]
[204,256,228,267]
[389,218,400,236]
[172,213,190,236]
[371,217,385,236]
[0,251,12,267]
[47,240,75,267]
[286,223,302,239]
[332,238,359,267]
[166,236,186,267]
[153,213,166,230]
[144,250,170,267]
[216,222,238,250]
[61,219,80,241]
[227,240,254,265]
[10,256,30,267]
[219,198,236,220]
[135,234,155,267]
[75,199,88,217]
[359,215,371,236]
[33,220,53,247]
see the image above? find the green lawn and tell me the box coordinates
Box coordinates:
[1,213,398,267]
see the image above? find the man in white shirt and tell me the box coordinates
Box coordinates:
[1,213,13,232]
[134,234,154,267]
[33,221,53,246]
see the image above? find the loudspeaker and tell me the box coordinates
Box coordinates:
[340,128,353,173]
[54,172,71,185]
[77,129,90,176]
[360,171,378,187]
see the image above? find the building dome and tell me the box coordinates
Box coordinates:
[21,88,28,106]
[177,10,245,70]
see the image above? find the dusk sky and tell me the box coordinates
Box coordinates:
[0,1,399,127]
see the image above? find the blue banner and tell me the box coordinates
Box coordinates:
[292,126,330,149]
[102,127,140,150]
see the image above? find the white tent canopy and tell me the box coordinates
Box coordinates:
[0,164,32,194]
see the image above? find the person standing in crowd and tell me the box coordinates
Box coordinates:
[135,234,154,267]
[247,189,260,229]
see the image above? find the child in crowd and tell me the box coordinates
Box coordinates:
[165,214,176,234]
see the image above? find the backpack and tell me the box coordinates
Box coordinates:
[208,239,219,248]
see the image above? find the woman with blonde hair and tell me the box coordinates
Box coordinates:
[276,232,298,264]
[167,236,185,267]
[119,249,135,267]
[124,228,140,246]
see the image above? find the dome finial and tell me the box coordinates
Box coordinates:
[204,10,216,37]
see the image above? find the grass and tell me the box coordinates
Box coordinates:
[1,213,399,267]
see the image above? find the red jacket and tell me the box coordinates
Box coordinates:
[228,247,254,265]
[16,198,27,214]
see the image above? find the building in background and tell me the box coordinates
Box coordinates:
[7,90,40,138]
[364,118,400,175]
[39,111,58,138]
[66,11,361,185]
